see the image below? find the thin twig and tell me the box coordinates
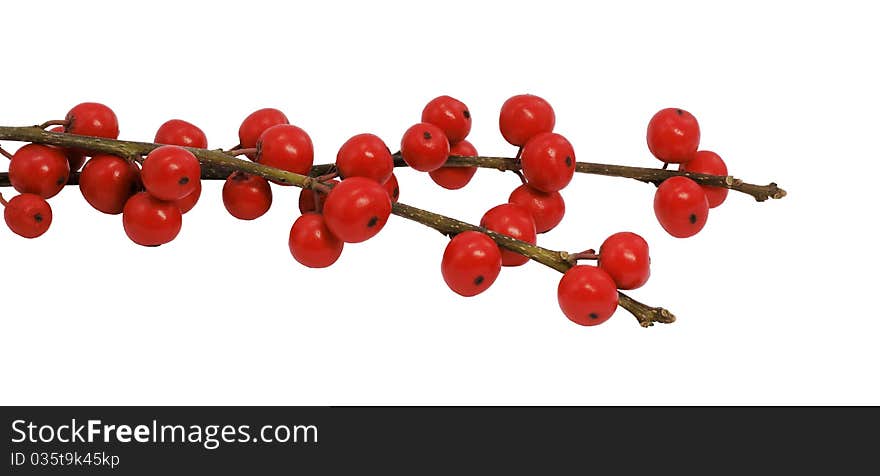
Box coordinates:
[37,119,69,129]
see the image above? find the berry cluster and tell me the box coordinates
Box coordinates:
[432,96,639,325]
[1,95,783,328]
[648,108,729,238]
[2,103,121,238]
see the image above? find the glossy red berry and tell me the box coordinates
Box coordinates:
[288,213,344,268]
[508,184,565,234]
[557,265,619,326]
[155,119,208,148]
[646,108,700,164]
[298,179,339,214]
[499,94,555,146]
[175,180,201,214]
[222,172,273,220]
[323,177,392,243]
[479,203,537,267]
[140,145,201,201]
[65,102,119,139]
[654,176,709,238]
[3,193,52,238]
[520,132,575,192]
[400,122,450,172]
[8,144,70,198]
[256,124,314,180]
[382,173,400,203]
[238,108,289,159]
[441,231,502,297]
[79,155,141,214]
[335,133,393,183]
[598,232,650,290]
[679,150,729,208]
[429,140,478,190]
[122,192,182,246]
[50,126,86,172]
[421,95,472,144]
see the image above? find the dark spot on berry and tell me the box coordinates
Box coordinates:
[676,108,683,115]
[232,171,248,182]
[367,216,379,228]
[423,131,432,141]
[392,187,399,199]
[179,176,190,185]
[689,213,698,224]
[463,110,471,120]
[589,312,599,320]
[34,213,43,223]
[565,156,572,167]
[474,275,485,286]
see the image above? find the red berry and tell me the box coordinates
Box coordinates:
[323,177,392,243]
[421,95,472,144]
[8,144,70,198]
[382,173,400,203]
[646,108,700,164]
[557,265,619,326]
[400,123,450,172]
[298,179,339,214]
[50,126,86,172]
[520,132,575,192]
[598,232,650,290]
[335,133,393,183]
[155,119,208,148]
[256,124,314,180]
[79,155,141,214]
[679,150,729,208]
[429,140,478,190]
[122,192,182,246]
[479,203,537,267]
[238,108,289,159]
[441,231,502,297]
[65,102,119,139]
[654,176,709,238]
[222,172,273,220]
[175,180,201,214]
[499,94,555,146]
[288,213,344,268]
[508,184,565,234]
[3,193,52,238]
[140,145,201,201]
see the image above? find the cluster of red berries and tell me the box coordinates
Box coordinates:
[1,103,122,238]
[2,96,732,328]
[0,102,207,244]
[426,94,650,326]
[647,108,729,238]
[225,108,396,267]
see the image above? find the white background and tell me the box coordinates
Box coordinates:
[1,1,877,405]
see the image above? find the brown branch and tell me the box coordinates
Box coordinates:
[0,125,676,327]
[340,154,786,203]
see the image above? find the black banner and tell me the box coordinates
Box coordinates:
[1,406,876,473]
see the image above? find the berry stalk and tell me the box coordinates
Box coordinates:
[0,125,673,326]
